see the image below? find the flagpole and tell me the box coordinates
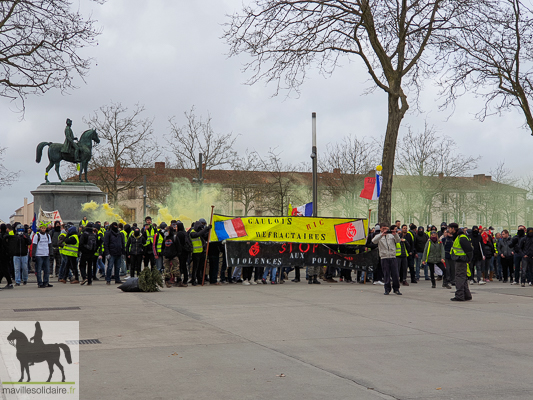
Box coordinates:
[311,112,317,217]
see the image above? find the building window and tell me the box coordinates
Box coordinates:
[493,213,501,225]
[510,195,516,205]
[370,211,378,225]
[510,213,517,226]
[234,189,243,202]
[476,213,484,226]
[475,193,483,203]
[458,193,465,204]
[123,208,136,224]
[127,187,136,200]
[442,194,449,204]
[442,213,448,224]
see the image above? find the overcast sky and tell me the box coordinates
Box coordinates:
[1,0,532,222]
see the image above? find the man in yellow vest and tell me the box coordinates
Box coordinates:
[59,226,80,284]
[142,216,156,270]
[189,219,212,286]
[449,222,473,301]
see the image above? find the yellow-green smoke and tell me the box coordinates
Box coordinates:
[81,201,126,224]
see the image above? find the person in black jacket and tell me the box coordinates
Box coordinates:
[449,223,473,302]
[519,227,533,286]
[126,227,145,278]
[469,226,485,285]
[414,226,429,281]
[510,226,526,285]
[189,220,211,286]
[162,225,182,288]
[49,220,62,277]
[441,228,455,286]
[104,222,125,285]
[175,221,191,287]
[366,226,382,284]
[0,224,14,288]
[78,223,100,286]
[398,224,414,285]
[60,226,80,284]
[5,224,31,286]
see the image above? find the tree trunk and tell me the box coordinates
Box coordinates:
[378,93,405,227]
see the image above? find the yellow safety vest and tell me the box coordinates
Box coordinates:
[451,234,468,257]
[190,229,203,253]
[95,231,104,256]
[143,227,155,247]
[154,232,164,253]
[58,232,67,256]
[395,242,402,256]
[493,241,498,256]
[81,220,88,227]
[63,235,79,257]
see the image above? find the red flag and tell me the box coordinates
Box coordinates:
[334,220,366,244]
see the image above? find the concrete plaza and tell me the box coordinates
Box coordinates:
[1,276,532,400]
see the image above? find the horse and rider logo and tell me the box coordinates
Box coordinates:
[6,322,72,382]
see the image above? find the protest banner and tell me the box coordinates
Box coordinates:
[38,207,63,225]
[225,241,377,272]
[212,214,368,245]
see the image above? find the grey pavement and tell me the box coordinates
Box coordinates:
[1,275,533,400]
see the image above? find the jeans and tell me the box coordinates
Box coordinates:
[156,255,164,273]
[13,255,28,285]
[58,255,73,280]
[415,253,428,280]
[95,256,106,277]
[120,255,127,275]
[232,266,242,280]
[263,266,277,282]
[35,256,50,286]
[106,255,122,283]
[472,259,485,281]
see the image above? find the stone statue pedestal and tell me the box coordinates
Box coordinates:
[31,182,105,223]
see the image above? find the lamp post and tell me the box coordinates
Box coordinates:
[311,112,317,217]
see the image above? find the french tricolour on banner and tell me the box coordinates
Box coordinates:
[291,202,313,217]
[359,173,382,200]
[214,218,248,240]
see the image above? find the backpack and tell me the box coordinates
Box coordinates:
[84,232,97,253]
[183,233,193,253]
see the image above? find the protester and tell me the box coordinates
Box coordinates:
[126,226,145,278]
[61,226,80,284]
[372,225,402,295]
[498,230,514,283]
[449,223,473,301]
[414,226,429,281]
[32,222,53,288]
[161,223,182,288]
[104,222,125,285]
[422,231,450,289]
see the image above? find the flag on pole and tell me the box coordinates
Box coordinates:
[359,173,382,200]
[31,213,37,233]
[214,218,248,240]
[291,202,313,217]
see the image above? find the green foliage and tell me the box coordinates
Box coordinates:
[138,267,163,292]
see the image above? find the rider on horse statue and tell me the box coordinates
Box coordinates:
[61,118,80,163]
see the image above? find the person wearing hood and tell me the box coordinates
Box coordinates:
[161,224,182,287]
[78,222,100,286]
[0,224,14,288]
[518,227,533,286]
[60,226,80,284]
[32,222,53,288]
[126,227,145,277]
[189,220,211,286]
[175,221,191,287]
[414,226,429,281]
[469,226,486,285]
[449,223,474,301]
[498,229,514,283]
[422,231,450,289]
[104,222,125,285]
[372,225,402,295]
[49,220,63,277]
[510,225,526,285]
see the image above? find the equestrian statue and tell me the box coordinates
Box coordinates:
[36,118,100,183]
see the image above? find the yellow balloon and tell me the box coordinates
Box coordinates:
[376,165,382,171]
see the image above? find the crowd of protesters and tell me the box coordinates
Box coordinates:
[1,216,532,302]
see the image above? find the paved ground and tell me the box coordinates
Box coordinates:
[1,275,533,400]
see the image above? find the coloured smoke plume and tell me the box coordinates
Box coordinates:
[81,201,126,224]
[155,179,226,226]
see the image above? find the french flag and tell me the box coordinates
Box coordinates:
[214,218,248,240]
[291,202,313,217]
[359,173,382,200]
[31,213,37,233]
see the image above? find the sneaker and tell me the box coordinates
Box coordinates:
[511,281,518,285]
[393,290,402,295]
[291,278,300,283]
[250,280,257,285]
[478,281,486,285]
[521,283,526,287]
[242,280,250,286]
[271,281,277,284]
[432,284,436,288]
[377,281,385,285]
[15,283,20,286]
[3,284,13,289]
[402,281,409,286]
[384,291,390,295]
[255,280,262,284]
[80,279,88,286]
[326,278,337,283]
[262,279,267,284]
[529,283,532,286]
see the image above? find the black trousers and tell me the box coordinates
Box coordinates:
[455,261,472,301]
[0,259,12,285]
[208,254,219,284]
[254,267,264,281]
[191,252,206,284]
[294,267,301,280]
[64,256,79,281]
[242,266,253,281]
[79,253,95,283]
[500,256,514,281]
[398,257,408,282]
[428,262,446,285]
[381,258,399,293]
[340,268,352,281]
[143,251,155,269]
[130,254,143,277]
[178,253,189,283]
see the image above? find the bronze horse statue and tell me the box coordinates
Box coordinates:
[7,327,72,382]
[36,128,100,183]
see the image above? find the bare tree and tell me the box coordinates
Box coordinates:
[0,146,20,188]
[395,123,479,225]
[0,0,103,109]
[85,103,159,205]
[166,107,238,172]
[439,0,533,135]
[224,0,470,226]
[229,150,266,216]
[320,135,378,217]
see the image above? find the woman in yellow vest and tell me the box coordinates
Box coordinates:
[59,226,80,284]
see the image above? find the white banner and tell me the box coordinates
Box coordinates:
[38,207,63,225]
